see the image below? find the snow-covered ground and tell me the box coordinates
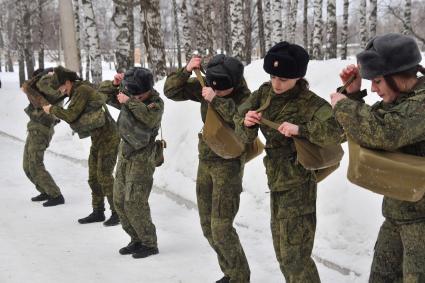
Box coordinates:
[0,57,401,283]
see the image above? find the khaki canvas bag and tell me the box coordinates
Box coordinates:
[193,69,264,160]
[347,137,425,202]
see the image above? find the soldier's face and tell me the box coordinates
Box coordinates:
[58,81,72,96]
[371,76,398,103]
[270,76,298,95]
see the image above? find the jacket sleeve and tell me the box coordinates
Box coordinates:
[163,67,203,102]
[298,102,345,147]
[210,86,250,125]
[125,97,164,129]
[97,80,121,109]
[333,96,425,150]
[50,90,88,123]
[234,90,262,143]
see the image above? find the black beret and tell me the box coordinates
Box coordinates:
[50,66,79,90]
[357,33,422,80]
[122,67,154,95]
[205,54,244,90]
[263,41,309,78]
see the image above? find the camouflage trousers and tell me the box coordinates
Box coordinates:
[113,143,157,248]
[270,178,320,283]
[23,122,61,198]
[196,159,250,283]
[369,219,425,283]
[88,129,119,212]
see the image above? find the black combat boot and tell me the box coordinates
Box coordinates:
[119,241,142,255]
[31,193,49,202]
[103,211,120,226]
[78,210,105,224]
[132,244,159,259]
[216,276,230,283]
[43,195,65,207]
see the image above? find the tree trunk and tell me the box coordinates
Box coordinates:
[312,0,323,60]
[181,0,192,63]
[5,6,13,72]
[223,0,232,55]
[303,0,308,49]
[204,0,214,57]
[257,0,266,58]
[270,0,282,45]
[112,0,131,72]
[288,0,299,43]
[369,0,377,39]
[230,0,245,62]
[22,0,34,78]
[340,0,349,60]
[59,0,80,73]
[244,0,252,64]
[282,0,290,41]
[140,0,167,81]
[172,0,182,68]
[325,0,337,59]
[81,0,102,84]
[127,0,135,67]
[359,0,368,48]
[403,0,412,35]
[17,0,26,85]
[264,0,272,50]
[192,0,205,56]
[36,0,45,70]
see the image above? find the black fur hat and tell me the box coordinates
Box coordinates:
[122,67,154,95]
[357,33,422,80]
[50,66,79,90]
[263,41,309,78]
[205,54,244,90]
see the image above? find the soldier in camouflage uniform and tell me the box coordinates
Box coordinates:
[164,55,251,283]
[23,68,65,207]
[235,42,344,283]
[43,66,120,226]
[330,33,425,283]
[98,67,163,259]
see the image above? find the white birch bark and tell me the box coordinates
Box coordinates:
[340,0,349,60]
[287,0,299,43]
[369,0,377,38]
[403,0,412,35]
[312,0,323,60]
[181,0,192,63]
[270,0,283,45]
[81,0,102,84]
[112,0,131,71]
[325,0,337,59]
[264,0,272,50]
[359,0,368,48]
[230,0,245,62]
[17,0,26,84]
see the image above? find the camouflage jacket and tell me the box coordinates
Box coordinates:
[333,78,425,222]
[50,81,113,139]
[24,74,63,128]
[234,82,344,190]
[98,80,164,157]
[163,67,251,160]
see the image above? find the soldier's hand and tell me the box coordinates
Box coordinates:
[186,57,202,72]
[330,92,347,108]
[117,92,129,104]
[278,122,299,137]
[43,104,52,114]
[113,73,124,86]
[340,64,361,93]
[244,111,262,127]
[202,87,216,102]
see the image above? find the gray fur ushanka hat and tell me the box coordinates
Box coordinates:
[357,33,422,80]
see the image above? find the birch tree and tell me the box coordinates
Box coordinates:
[402,0,412,35]
[312,0,323,60]
[257,0,266,57]
[340,0,349,60]
[369,0,377,38]
[4,3,14,72]
[264,0,272,50]
[244,0,252,64]
[192,0,205,55]
[223,0,232,55]
[181,0,192,62]
[34,0,45,70]
[17,0,26,85]
[204,0,214,56]
[112,1,131,71]
[230,0,245,62]
[140,0,167,81]
[22,0,35,78]
[127,0,135,67]
[287,0,299,43]
[325,0,337,59]
[303,0,308,48]
[172,0,182,68]
[359,0,368,48]
[270,0,283,45]
[81,0,102,84]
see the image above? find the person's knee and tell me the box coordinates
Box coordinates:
[211,217,233,244]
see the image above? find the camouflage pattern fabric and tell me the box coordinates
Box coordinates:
[51,81,119,212]
[23,120,61,198]
[333,79,425,281]
[234,82,343,281]
[369,220,425,283]
[99,80,164,248]
[164,68,251,282]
